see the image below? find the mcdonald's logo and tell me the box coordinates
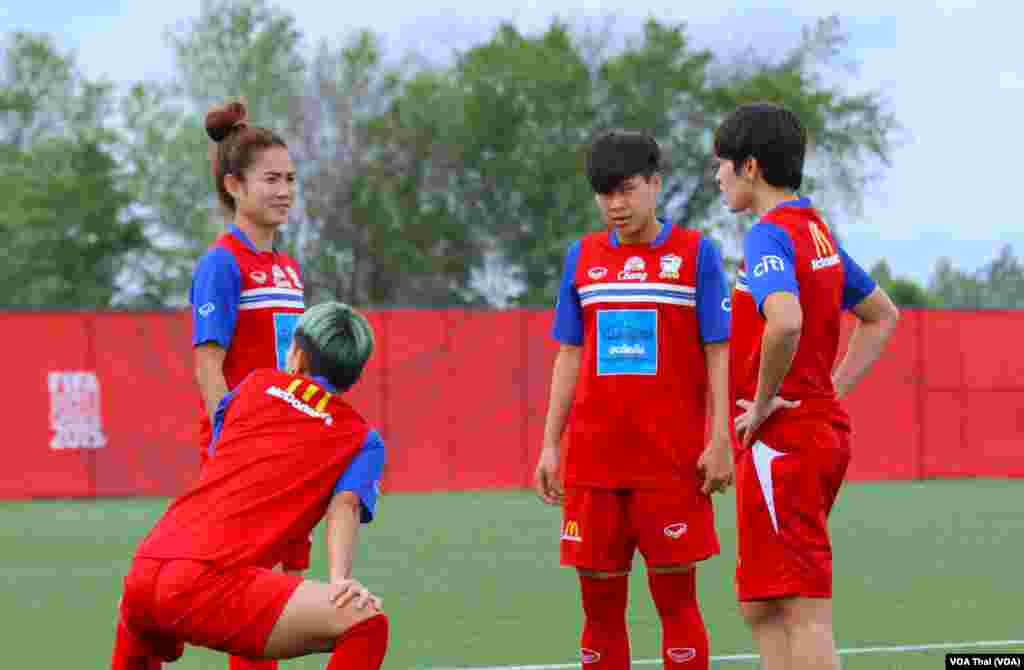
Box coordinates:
[561,520,582,543]
[809,221,835,259]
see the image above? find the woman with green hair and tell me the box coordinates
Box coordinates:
[113,302,390,670]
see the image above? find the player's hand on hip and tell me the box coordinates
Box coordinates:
[734,397,801,449]
[328,578,382,611]
[697,432,734,495]
[534,445,564,506]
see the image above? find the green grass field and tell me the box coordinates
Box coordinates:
[3,480,1023,669]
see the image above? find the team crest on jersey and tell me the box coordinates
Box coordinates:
[618,256,647,281]
[659,254,682,279]
[250,271,268,284]
[581,649,602,664]
[588,266,608,280]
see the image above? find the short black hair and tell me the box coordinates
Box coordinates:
[714,103,807,191]
[292,303,374,393]
[586,129,661,194]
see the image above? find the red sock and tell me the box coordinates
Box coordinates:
[111,619,160,670]
[647,570,709,670]
[229,657,277,670]
[578,575,630,669]
[326,613,389,670]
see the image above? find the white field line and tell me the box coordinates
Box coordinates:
[428,639,1024,670]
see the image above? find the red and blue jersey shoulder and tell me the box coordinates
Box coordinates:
[190,226,306,384]
[738,198,875,315]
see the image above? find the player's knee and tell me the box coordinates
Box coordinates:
[740,600,785,628]
[326,603,384,639]
[578,572,628,624]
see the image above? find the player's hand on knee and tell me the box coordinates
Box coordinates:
[328,578,383,611]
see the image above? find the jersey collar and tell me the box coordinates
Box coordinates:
[609,218,673,249]
[228,224,260,253]
[764,196,811,216]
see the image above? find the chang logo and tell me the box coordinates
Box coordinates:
[618,256,648,281]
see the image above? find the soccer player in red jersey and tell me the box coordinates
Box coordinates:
[535,130,734,670]
[111,302,388,670]
[189,101,308,670]
[714,103,900,670]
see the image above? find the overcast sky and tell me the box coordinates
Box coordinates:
[5,0,1021,283]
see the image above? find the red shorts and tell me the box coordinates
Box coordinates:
[118,558,303,660]
[198,430,311,572]
[560,487,719,572]
[734,418,851,601]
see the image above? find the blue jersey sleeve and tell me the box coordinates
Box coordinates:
[207,388,240,457]
[190,247,241,349]
[551,241,583,345]
[839,247,877,311]
[333,430,386,523]
[695,237,731,343]
[744,224,799,314]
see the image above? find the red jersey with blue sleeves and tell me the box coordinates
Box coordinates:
[190,225,305,452]
[138,369,385,569]
[552,221,731,488]
[730,198,876,426]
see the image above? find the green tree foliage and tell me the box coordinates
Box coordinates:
[869,259,936,307]
[3,8,902,308]
[930,246,1024,309]
[0,32,144,307]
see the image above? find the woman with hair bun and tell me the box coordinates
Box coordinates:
[188,100,308,670]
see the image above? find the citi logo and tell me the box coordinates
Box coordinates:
[753,255,785,277]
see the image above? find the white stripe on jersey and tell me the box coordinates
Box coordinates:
[581,294,696,307]
[734,283,751,293]
[241,287,304,298]
[239,300,307,311]
[579,282,696,296]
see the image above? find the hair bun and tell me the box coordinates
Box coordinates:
[205,101,248,143]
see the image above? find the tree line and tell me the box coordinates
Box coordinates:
[7,0,973,309]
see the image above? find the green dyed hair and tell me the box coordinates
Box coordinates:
[293,302,374,392]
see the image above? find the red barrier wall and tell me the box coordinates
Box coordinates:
[2,307,1021,499]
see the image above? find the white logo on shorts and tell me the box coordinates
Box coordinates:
[664,522,688,539]
[198,302,216,317]
[668,647,697,663]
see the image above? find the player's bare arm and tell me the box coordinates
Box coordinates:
[536,343,582,505]
[698,341,733,494]
[832,287,900,399]
[326,491,363,583]
[735,292,802,445]
[194,343,229,419]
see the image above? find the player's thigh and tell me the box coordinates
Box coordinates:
[560,488,634,573]
[263,580,382,658]
[630,487,719,568]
